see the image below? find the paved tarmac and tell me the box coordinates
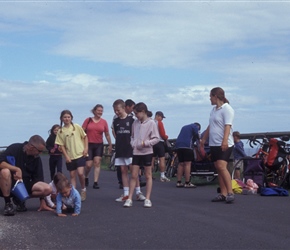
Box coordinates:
[1,155,290,250]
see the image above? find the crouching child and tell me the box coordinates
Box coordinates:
[56,177,81,217]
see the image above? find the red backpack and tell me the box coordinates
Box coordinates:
[266,138,286,168]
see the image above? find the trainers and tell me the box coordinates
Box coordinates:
[81,190,86,202]
[160,176,170,182]
[93,182,99,189]
[13,197,27,212]
[115,194,129,202]
[144,199,152,208]
[123,199,132,207]
[4,202,15,216]
[226,193,235,204]
[184,182,196,188]
[176,182,184,188]
[211,194,226,202]
[85,178,89,187]
[136,192,146,201]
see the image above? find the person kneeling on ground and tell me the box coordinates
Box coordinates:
[0,135,53,216]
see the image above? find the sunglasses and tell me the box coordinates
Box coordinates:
[30,143,43,153]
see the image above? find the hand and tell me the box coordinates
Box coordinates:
[57,213,67,217]
[50,148,55,153]
[221,141,228,151]
[72,213,79,217]
[65,157,72,163]
[13,168,22,180]
[108,145,113,154]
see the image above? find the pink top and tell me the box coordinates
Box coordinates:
[82,118,109,144]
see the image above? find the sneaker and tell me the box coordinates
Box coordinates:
[81,190,86,202]
[13,197,27,212]
[211,194,226,202]
[85,178,89,187]
[123,199,132,207]
[4,202,15,216]
[160,176,170,182]
[226,193,235,204]
[176,182,184,188]
[93,182,99,189]
[136,192,146,201]
[144,199,152,208]
[115,195,129,202]
[184,182,196,188]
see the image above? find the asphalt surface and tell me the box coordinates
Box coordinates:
[1,155,290,250]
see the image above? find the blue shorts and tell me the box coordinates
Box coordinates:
[66,157,86,171]
[132,154,153,167]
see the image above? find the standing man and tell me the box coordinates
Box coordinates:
[152,111,170,182]
[0,135,52,216]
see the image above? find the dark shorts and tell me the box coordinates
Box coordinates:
[66,157,86,171]
[132,154,153,167]
[87,143,103,160]
[210,146,233,162]
[176,148,194,163]
[153,141,166,158]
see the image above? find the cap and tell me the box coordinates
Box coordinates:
[155,111,166,118]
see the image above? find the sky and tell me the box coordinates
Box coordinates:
[1,0,290,149]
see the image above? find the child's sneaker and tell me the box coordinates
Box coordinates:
[115,195,129,202]
[123,199,132,207]
[144,199,152,208]
[81,190,86,202]
[176,182,184,188]
[136,192,146,201]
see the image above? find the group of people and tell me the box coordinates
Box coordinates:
[0,86,240,216]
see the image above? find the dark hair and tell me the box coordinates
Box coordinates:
[91,104,103,114]
[211,87,229,104]
[59,110,75,133]
[233,131,241,139]
[113,99,125,108]
[49,124,60,135]
[53,172,67,186]
[133,102,153,117]
[125,99,135,107]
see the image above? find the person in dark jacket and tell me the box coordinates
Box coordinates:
[46,124,63,180]
[0,135,52,216]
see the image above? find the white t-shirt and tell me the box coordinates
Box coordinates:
[209,103,234,147]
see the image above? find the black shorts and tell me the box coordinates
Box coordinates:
[87,143,103,160]
[132,154,153,167]
[66,157,86,171]
[153,141,165,158]
[176,148,194,163]
[210,146,233,162]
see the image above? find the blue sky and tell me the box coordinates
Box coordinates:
[1,1,290,148]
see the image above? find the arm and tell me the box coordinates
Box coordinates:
[221,125,231,151]
[56,193,66,217]
[158,121,168,140]
[200,126,210,148]
[144,122,160,147]
[72,191,82,216]
[105,131,112,154]
[0,161,22,180]
[83,135,88,157]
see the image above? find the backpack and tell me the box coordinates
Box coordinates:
[260,187,289,196]
[243,158,265,189]
[266,138,287,168]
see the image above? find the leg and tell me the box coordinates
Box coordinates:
[69,170,77,188]
[77,166,85,189]
[215,160,233,195]
[0,169,12,197]
[127,165,139,200]
[93,156,102,183]
[85,160,93,178]
[144,166,153,200]
[31,181,54,212]
[49,157,56,180]
[56,156,63,173]
[177,162,184,182]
